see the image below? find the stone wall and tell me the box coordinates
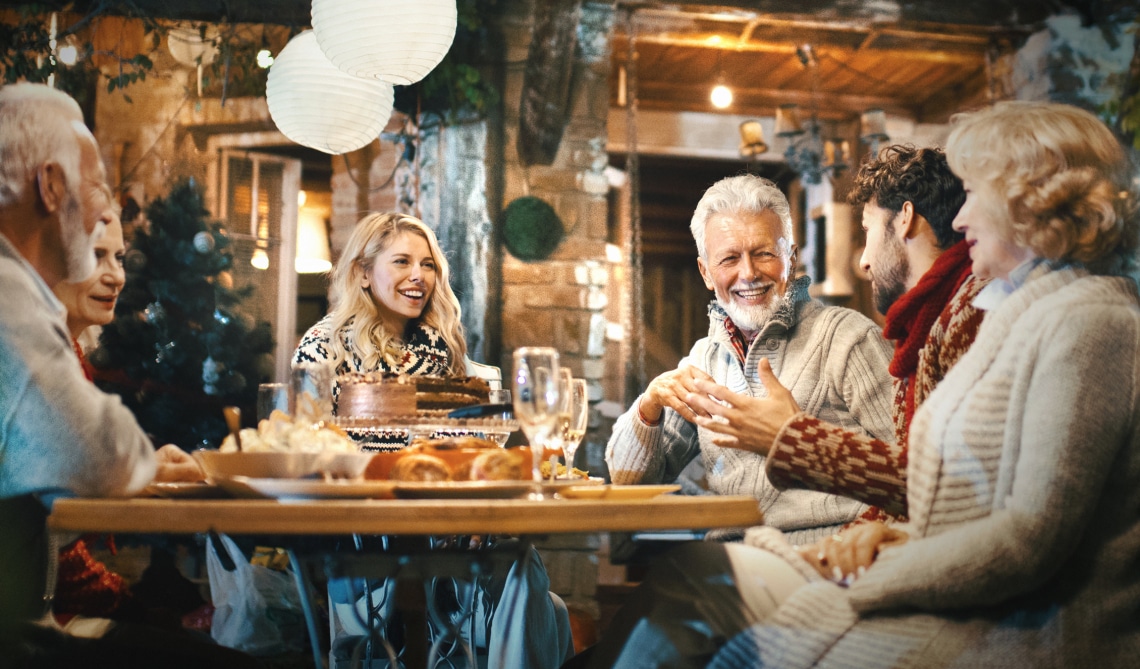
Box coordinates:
[497,0,616,397]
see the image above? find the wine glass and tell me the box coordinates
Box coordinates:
[511,347,561,498]
[559,378,589,479]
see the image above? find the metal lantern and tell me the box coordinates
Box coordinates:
[310,0,458,86]
[266,31,394,155]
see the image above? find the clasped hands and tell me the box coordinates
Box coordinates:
[641,358,799,456]
[794,521,909,585]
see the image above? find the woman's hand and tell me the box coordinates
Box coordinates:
[153,444,205,483]
[685,358,801,456]
[796,521,909,584]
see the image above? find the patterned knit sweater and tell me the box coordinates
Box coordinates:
[292,315,452,409]
[766,251,986,518]
[606,277,896,543]
[713,266,1140,669]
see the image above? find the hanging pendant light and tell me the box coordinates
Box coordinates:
[266,30,394,155]
[739,120,768,158]
[774,104,804,138]
[310,0,458,86]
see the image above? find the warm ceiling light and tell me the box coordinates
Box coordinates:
[256,49,275,69]
[710,84,733,109]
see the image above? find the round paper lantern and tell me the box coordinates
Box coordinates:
[167,25,219,67]
[311,0,457,86]
[266,31,394,155]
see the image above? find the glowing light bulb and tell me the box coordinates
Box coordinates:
[710,84,733,109]
[251,248,270,270]
[57,43,78,66]
[256,49,274,69]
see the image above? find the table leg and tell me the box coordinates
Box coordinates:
[288,549,327,669]
[394,575,428,669]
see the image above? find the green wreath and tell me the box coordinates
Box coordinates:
[501,196,564,261]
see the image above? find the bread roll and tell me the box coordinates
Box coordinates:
[389,453,452,482]
[469,449,525,481]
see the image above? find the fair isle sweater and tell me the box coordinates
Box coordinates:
[606,277,895,542]
[714,266,1140,669]
[765,273,986,518]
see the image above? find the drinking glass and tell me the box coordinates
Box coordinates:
[559,378,589,478]
[291,363,334,423]
[543,369,574,479]
[512,347,561,498]
[256,383,289,422]
[485,388,514,445]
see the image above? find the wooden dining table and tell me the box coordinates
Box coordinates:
[48,494,764,536]
[49,491,764,669]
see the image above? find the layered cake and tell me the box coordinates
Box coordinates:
[336,372,490,418]
[336,372,416,419]
[413,375,491,412]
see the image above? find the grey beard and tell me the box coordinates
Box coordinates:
[720,288,790,332]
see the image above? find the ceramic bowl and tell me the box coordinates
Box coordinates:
[193,450,376,481]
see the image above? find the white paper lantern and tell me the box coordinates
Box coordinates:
[167,25,219,67]
[311,0,457,86]
[266,31,394,155]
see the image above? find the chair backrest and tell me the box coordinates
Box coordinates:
[464,358,502,391]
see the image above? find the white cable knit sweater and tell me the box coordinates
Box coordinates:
[606,277,895,542]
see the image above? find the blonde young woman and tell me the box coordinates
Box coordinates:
[293,212,468,405]
[578,101,1140,669]
[293,212,573,669]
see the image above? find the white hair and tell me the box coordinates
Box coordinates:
[690,175,795,258]
[0,83,85,208]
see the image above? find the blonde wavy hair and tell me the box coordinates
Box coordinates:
[946,101,1138,275]
[326,212,467,375]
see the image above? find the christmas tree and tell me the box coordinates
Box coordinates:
[92,179,275,450]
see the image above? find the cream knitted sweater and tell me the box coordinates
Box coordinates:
[606,278,895,542]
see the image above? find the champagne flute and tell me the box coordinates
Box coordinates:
[511,347,561,498]
[545,368,574,480]
[559,378,589,479]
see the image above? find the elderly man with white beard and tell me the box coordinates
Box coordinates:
[605,175,894,543]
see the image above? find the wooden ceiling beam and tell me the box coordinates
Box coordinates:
[613,35,986,67]
[624,80,917,120]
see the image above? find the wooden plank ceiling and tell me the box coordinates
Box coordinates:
[612,6,1034,125]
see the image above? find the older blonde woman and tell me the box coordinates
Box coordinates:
[579,101,1140,669]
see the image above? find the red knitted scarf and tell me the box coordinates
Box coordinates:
[883,240,973,380]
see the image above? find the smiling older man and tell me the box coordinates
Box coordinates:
[605,175,894,542]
